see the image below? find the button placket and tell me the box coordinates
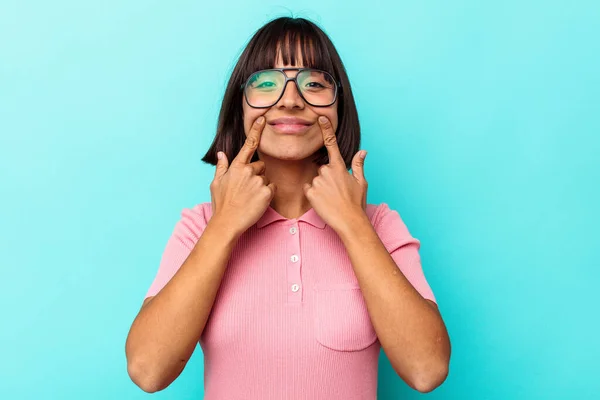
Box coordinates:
[287,222,302,303]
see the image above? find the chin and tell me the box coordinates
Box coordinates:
[259,146,318,162]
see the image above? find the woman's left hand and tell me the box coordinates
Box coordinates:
[303,116,368,232]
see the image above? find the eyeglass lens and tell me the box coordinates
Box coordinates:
[245,69,336,107]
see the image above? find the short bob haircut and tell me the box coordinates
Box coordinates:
[201,17,360,169]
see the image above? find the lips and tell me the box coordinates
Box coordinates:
[268,117,313,134]
[268,117,312,125]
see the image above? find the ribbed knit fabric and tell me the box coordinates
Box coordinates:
[145,202,436,400]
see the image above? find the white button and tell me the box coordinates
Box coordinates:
[289,227,297,234]
[291,284,300,292]
[290,254,299,263]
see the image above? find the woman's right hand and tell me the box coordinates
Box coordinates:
[209,116,276,237]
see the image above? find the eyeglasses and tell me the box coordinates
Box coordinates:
[241,68,340,108]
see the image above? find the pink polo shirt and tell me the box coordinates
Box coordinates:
[144,202,436,399]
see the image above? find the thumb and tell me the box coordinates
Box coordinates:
[214,151,229,180]
[267,182,277,199]
[303,182,312,194]
[351,150,367,182]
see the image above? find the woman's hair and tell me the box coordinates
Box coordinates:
[201,17,360,169]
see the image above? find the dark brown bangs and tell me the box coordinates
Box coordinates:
[240,18,336,81]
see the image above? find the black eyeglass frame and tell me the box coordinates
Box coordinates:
[240,68,341,108]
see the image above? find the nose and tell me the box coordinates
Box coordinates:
[276,79,305,110]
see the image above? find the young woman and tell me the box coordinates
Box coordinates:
[126,16,450,399]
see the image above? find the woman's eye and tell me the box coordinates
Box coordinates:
[256,81,276,88]
[305,81,325,89]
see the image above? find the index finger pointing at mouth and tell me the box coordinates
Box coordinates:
[318,116,344,166]
[233,116,266,165]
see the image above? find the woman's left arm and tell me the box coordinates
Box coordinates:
[303,117,450,393]
[336,212,450,393]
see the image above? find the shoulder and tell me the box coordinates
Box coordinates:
[173,202,213,238]
[186,201,213,221]
[365,202,401,228]
[365,202,419,249]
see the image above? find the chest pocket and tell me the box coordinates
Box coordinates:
[312,283,378,351]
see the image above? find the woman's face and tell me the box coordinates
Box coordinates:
[242,57,339,163]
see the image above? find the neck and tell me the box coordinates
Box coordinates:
[259,152,319,219]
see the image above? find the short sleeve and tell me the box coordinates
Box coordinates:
[372,203,436,303]
[144,203,210,300]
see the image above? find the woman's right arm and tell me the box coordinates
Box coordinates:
[126,117,273,393]
[125,215,240,393]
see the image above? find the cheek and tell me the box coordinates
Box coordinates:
[316,100,339,131]
[324,109,339,132]
[242,103,264,134]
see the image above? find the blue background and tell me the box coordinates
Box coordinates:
[1,1,599,399]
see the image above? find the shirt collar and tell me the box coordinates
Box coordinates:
[256,206,326,229]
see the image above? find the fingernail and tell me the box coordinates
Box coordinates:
[360,150,367,159]
[257,116,265,124]
[217,151,223,160]
[318,116,327,124]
